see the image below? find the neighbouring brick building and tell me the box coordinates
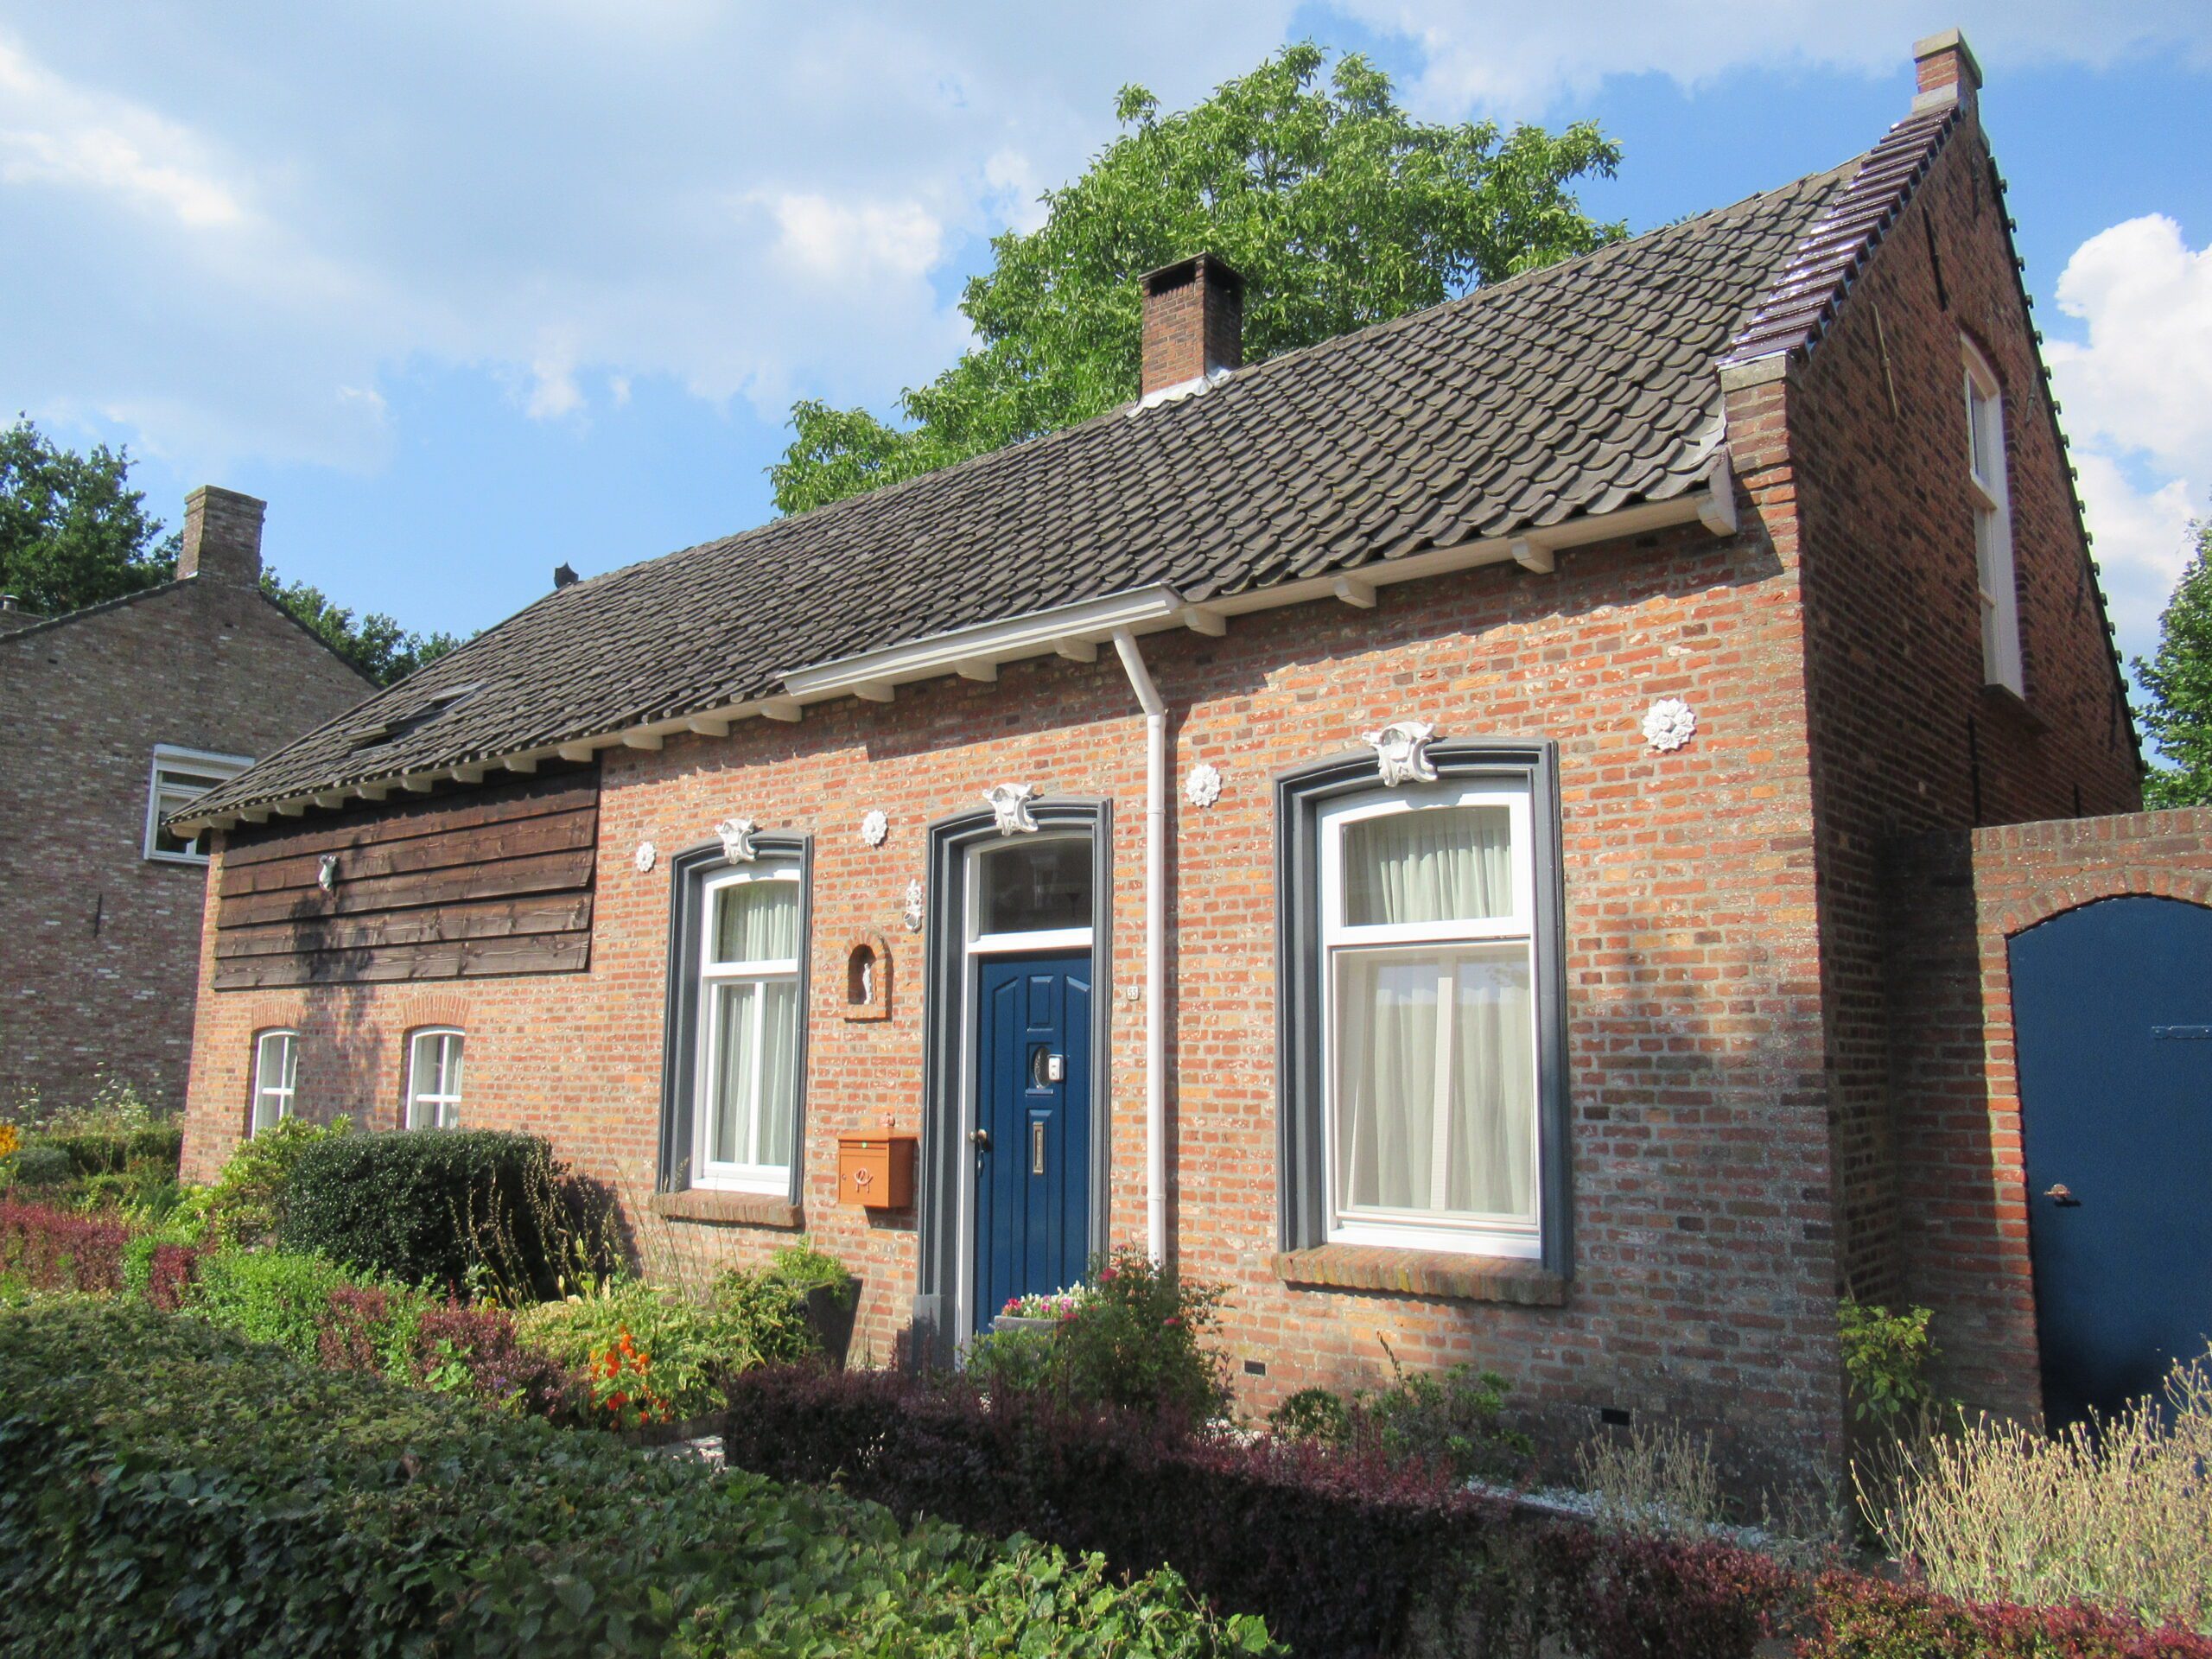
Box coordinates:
[172,35,2174,1497]
[0,488,376,1115]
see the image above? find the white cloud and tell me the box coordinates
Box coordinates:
[0,3,2206,484]
[2046,216,2212,665]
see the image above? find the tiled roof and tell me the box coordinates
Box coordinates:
[185,155,1868,823]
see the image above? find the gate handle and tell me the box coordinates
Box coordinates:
[969,1128,992,1150]
[2044,1183,2081,1207]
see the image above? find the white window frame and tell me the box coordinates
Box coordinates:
[692,862,803,1193]
[1316,780,1543,1259]
[1963,340,2024,696]
[251,1029,298,1135]
[144,744,251,863]
[964,832,1097,956]
[405,1027,465,1130]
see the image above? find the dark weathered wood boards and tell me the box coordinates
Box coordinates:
[213,771,598,989]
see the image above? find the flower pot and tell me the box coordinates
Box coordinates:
[992,1313,1064,1337]
[805,1278,860,1370]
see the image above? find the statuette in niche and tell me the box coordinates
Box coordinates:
[1642,698,1697,753]
[860,810,889,847]
[984,782,1040,836]
[1185,762,1222,808]
[1362,720,1438,786]
[717,817,759,862]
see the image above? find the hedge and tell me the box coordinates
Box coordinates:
[281,1128,559,1293]
[0,1300,1277,1657]
[0,1201,127,1294]
[34,1123,184,1177]
[718,1365,2212,1659]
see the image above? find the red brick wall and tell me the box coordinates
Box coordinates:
[181,498,1852,1497]
[1884,809,2212,1422]
[0,581,373,1116]
[1784,109,2139,1307]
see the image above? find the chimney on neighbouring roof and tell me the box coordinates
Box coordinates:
[1138,253,1244,398]
[553,562,580,589]
[1913,27,1982,113]
[176,486,266,586]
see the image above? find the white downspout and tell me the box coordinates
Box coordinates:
[1109,627,1168,1262]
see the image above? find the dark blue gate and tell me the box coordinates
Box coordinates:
[972,952,1091,1335]
[2011,896,2212,1430]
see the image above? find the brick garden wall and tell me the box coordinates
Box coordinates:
[0,579,373,1116]
[1784,105,2140,1311]
[1885,808,2212,1424]
[182,502,1853,1498]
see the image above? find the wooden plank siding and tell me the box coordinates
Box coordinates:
[212,770,599,989]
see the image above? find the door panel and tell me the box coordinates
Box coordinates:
[972,952,1091,1335]
[2012,896,2212,1430]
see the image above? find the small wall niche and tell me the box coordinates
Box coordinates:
[842,930,891,1021]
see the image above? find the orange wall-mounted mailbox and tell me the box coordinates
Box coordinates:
[836,1131,917,1209]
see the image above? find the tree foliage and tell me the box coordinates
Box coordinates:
[2136,521,2212,809]
[770,44,1624,515]
[0,416,458,684]
[0,418,177,614]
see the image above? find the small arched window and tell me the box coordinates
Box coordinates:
[1963,338,2023,696]
[251,1029,298,1135]
[406,1027,465,1130]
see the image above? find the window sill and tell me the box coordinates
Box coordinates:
[1271,1244,1567,1306]
[1978,682,2046,733]
[649,1189,805,1230]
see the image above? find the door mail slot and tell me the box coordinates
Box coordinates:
[836,1132,917,1210]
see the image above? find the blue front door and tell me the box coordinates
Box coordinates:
[972,952,1091,1335]
[2012,896,2212,1430]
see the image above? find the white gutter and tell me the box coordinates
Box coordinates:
[1109,626,1169,1262]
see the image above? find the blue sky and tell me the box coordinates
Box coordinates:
[3,3,2207,683]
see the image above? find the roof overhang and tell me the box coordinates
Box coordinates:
[172,457,1736,836]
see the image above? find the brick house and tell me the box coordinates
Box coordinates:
[0,488,376,1116]
[171,35,2164,1494]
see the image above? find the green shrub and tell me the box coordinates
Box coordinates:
[35,1124,183,1179]
[5,1145,72,1189]
[1838,1296,1945,1424]
[0,1300,1269,1656]
[188,1247,372,1364]
[281,1128,556,1293]
[971,1250,1231,1423]
[1267,1341,1534,1484]
[205,1114,349,1249]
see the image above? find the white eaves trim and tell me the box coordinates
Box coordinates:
[175,464,1735,834]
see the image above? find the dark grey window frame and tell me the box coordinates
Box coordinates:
[656,832,814,1204]
[1274,741,1571,1274]
[912,797,1113,1369]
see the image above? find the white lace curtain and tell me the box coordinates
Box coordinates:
[714,880,798,963]
[709,977,798,1169]
[1333,804,1533,1220]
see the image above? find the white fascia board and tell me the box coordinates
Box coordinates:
[780,584,1187,699]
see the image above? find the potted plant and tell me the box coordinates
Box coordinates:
[993,1283,1090,1336]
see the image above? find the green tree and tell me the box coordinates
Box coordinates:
[0,417,177,614]
[259,571,461,685]
[2136,520,2212,808]
[0,416,460,685]
[769,43,1624,516]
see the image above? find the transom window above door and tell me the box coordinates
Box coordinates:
[969,836,1095,950]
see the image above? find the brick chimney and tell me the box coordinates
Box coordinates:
[1913,28,1982,113]
[177,486,266,585]
[1138,253,1244,398]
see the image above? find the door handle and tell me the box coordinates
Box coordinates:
[970,1128,992,1150]
[2044,1183,2080,1207]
